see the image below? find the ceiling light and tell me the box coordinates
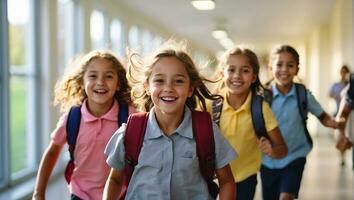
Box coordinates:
[212,29,228,39]
[191,0,215,10]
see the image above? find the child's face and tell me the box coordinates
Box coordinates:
[83,58,119,109]
[271,52,299,88]
[222,54,256,96]
[146,57,194,116]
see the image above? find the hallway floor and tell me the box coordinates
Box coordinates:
[255,134,354,200]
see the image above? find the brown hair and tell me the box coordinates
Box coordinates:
[54,50,132,113]
[217,46,263,94]
[127,40,221,111]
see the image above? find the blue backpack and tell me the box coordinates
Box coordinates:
[212,83,311,146]
[64,103,129,183]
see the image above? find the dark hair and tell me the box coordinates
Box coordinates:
[341,65,350,73]
[128,40,221,111]
[270,45,300,66]
[217,46,263,94]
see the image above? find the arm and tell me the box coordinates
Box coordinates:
[32,142,62,200]
[336,98,352,132]
[102,168,124,200]
[215,164,235,200]
[317,112,341,129]
[259,127,288,159]
[335,98,353,151]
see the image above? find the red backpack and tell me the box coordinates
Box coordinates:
[120,111,219,199]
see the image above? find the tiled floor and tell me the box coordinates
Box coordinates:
[254,134,354,200]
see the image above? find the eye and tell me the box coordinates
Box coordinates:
[227,68,235,73]
[105,74,114,79]
[287,63,296,68]
[175,79,185,84]
[242,68,250,73]
[88,74,97,78]
[153,79,164,84]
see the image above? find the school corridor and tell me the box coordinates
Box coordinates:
[1,0,354,199]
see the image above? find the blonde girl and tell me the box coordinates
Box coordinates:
[208,46,288,200]
[32,50,135,200]
[103,41,237,200]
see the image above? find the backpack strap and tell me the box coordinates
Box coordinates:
[212,99,223,126]
[66,106,81,163]
[121,112,149,199]
[118,102,129,126]
[251,94,269,140]
[191,111,219,198]
[347,73,354,108]
[65,106,81,183]
[294,83,312,146]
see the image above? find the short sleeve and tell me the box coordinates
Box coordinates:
[104,124,127,170]
[50,114,68,146]
[212,123,237,169]
[306,90,325,117]
[262,101,278,132]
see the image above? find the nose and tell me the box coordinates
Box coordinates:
[164,81,174,92]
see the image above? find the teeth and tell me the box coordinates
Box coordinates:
[161,97,177,101]
[95,89,107,93]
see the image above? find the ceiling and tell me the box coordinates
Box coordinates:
[118,0,337,55]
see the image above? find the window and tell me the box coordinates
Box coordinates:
[141,29,152,56]
[0,0,39,188]
[90,10,106,50]
[110,19,125,58]
[128,25,141,52]
[57,0,75,75]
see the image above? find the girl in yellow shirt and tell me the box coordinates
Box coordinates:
[207,46,288,200]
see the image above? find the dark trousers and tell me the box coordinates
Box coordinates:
[236,174,258,200]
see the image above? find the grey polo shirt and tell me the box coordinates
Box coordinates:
[105,107,237,200]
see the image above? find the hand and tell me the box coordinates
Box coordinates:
[336,134,353,153]
[335,117,346,130]
[258,136,273,156]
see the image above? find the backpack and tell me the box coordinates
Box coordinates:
[212,93,270,140]
[65,102,129,184]
[120,111,219,200]
[212,83,311,146]
[347,73,354,107]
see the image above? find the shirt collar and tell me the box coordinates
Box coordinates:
[146,106,193,139]
[272,82,296,98]
[222,90,252,113]
[81,100,118,122]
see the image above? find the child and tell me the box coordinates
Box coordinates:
[208,46,288,200]
[261,45,342,200]
[329,65,350,166]
[335,73,354,165]
[32,50,135,200]
[103,41,237,200]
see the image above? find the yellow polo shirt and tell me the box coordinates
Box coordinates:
[206,91,278,182]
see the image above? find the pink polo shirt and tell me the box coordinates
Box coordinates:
[51,100,135,200]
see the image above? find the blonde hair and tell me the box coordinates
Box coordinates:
[127,40,221,111]
[54,50,132,113]
[216,46,263,94]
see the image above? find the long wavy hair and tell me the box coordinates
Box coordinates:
[127,40,222,112]
[53,50,132,113]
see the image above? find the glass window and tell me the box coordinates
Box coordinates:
[110,19,125,58]
[57,0,75,75]
[141,29,152,56]
[8,0,37,176]
[90,10,105,50]
[128,25,140,52]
